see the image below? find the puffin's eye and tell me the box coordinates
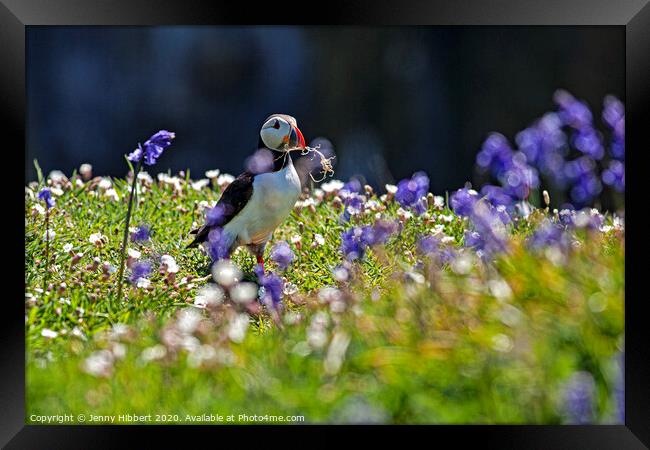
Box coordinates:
[272,120,280,129]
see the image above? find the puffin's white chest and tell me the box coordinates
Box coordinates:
[224,159,301,246]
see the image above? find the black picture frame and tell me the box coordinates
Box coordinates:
[2,0,648,447]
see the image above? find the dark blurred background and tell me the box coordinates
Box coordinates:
[26,26,624,193]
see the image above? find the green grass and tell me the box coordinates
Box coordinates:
[25,170,624,424]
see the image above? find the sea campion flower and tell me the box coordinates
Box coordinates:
[270,241,295,271]
[117,130,175,300]
[562,371,596,424]
[130,225,151,243]
[395,171,429,213]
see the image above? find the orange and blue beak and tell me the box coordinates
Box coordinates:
[288,125,306,150]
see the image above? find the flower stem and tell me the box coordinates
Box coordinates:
[43,207,50,293]
[116,158,143,301]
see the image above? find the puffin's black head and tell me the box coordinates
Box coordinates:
[258,114,306,152]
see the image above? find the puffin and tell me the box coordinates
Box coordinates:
[187,114,305,271]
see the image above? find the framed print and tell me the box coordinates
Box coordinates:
[2,0,649,447]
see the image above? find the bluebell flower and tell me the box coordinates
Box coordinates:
[466,201,509,256]
[245,148,274,174]
[340,227,367,261]
[127,130,175,166]
[129,260,152,285]
[572,127,604,160]
[130,225,150,243]
[528,220,569,251]
[254,264,284,307]
[476,133,513,177]
[554,90,593,130]
[368,220,397,246]
[395,171,429,211]
[37,187,55,209]
[416,235,440,255]
[602,160,625,193]
[207,227,231,261]
[341,179,362,195]
[563,371,596,424]
[602,95,624,129]
[450,187,478,217]
[270,241,295,271]
[564,157,602,207]
[206,203,232,227]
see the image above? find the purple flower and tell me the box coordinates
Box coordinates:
[554,90,593,130]
[417,235,440,255]
[130,225,150,243]
[341,179,362,195]
[207,227,231,261]
[528,220,569,251]
[563,371,596,424]
[269,241,295,271]
[340,227,367,261]
[344,193,364,215]
[206,203,232,227]
[476,133,513,177]
[37,187,55,209]
[254,265,284,307]
[127,130,175,166]
[480,185,514,209]
[464,200,509,257]
[395,171,429,211]
[129,260,152,285]
[602,95,624,129]
[564,157,602,207]
[602,160,625,193]
[450,188,479,217]
[245,149,274,174]
[572,127,604,160]
[368,220,398,246]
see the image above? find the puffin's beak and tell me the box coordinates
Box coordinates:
[289,125,306,150]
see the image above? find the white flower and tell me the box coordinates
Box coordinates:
[191,179,210,191]
[291,235,302,245]
[217,174,235,188]
[324,331,350,375]
[127,248,141,259]
[433,195,445,209]
[321,179,344,194]
[441,235,455,244]
[63,243,73,253]
[41,328,58,338]
[491,334,513,353]
[49,170,67,184]
[177,308,202,334]
[194,284,224,308]
[439,214,454,223]
[79,163,93,179]
[137,171,153,183]
[488,278,513,301]
[211,260,242,287]
[50,187,64,196]
[283,282,298,296]
[385,184,397,194]
[228,314,250,343]
[98,178,112,190]
[89,233,107,246]
[140,345,167,363]
[83,350,114,377]
[32,204,45,216]
[313,233,325,246]
[43,230,56,241]
[134,277,150,289]
[160,254,179,273]
[229,282,257,304]
[104,188,120,201]
[205,169,220,179]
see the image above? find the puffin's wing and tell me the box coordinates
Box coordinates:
[186,172,255,248]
